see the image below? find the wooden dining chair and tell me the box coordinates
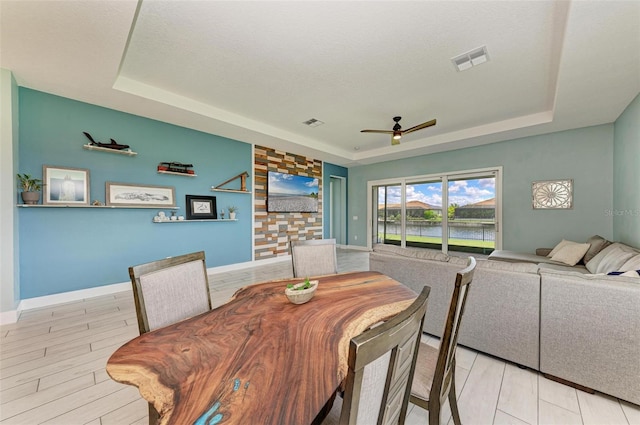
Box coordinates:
[409,257,476,425]
[129,251,213,334]
[129,251,213,425]
[322,286,431,425]
[290,238,338,278]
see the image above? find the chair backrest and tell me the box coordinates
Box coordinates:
[129,251,212,334]
[339,286,430,425]
[290,238,338,278]
[431,256,476,406]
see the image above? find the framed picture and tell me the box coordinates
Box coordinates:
[532,179,573,209]
[43,165,90,205]
[106,182,175,207]
[186,195,217,220]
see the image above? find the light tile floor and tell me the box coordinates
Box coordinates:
[1,249,638,424]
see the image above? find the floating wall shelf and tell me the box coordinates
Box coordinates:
[83,144,137,156]
[18,204,179,210]
[154,219,238,223]
[211,188,252,194]
[212,171,250,193]
[158,170,197,177]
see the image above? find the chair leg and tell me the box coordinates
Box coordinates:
[448,375,462,425]
[428,400,441,425]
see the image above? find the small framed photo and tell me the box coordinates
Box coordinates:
[43,165,90,205]
[186,195,217,220]
[106,182,175,207]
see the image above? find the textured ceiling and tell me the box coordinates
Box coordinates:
[1,1,638,166]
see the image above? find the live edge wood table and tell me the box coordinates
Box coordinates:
[106,271,417,425]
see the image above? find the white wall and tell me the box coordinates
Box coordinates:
[0,68,20,322]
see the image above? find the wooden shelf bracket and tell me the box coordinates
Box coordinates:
[213,171,250,192]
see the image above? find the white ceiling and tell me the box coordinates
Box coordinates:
[1,1,638,167]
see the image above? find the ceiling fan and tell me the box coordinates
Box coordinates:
[361,116,437,145]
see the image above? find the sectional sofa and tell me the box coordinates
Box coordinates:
[369,241,640,405]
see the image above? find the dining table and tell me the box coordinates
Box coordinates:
[106,270,418,425]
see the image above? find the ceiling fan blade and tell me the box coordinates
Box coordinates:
[360,129,394,134]
[402,119,437,134]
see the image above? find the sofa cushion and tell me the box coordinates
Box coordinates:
[586,243,636,274]
[474,259,539,273]
[372,244,449,262]
[550,242,590,266]
[538,263,590,274]
[583,235,612,263]
[451,256,538,273]
[548,239,581,258]
[488,250,563,265]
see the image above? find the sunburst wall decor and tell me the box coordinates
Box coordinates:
[532,179,573,209]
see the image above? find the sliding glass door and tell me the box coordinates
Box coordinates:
[446,175,496,254]
[369,168,500,254]
[374,184,402,245]
[405,180,443,250]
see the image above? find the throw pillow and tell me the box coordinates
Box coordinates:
[550,242,591,266]
[583,235,612,264]
[620,254,640,272]
[607,270,640,278]
[586,244,635,274]
[548,239,580,258]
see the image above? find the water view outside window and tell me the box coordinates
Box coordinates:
[375,176,496,254]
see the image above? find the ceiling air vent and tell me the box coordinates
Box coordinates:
[302,118,324,127]
[452,46,490,72]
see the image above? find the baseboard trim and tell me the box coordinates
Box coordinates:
[338,244,370,251]
[18,281,132,313]
[12,256,293,318]
[207,255,291,274]
[0,309,19,325]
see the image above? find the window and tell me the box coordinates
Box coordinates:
[368,167,501,255]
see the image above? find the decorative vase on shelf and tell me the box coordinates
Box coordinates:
[16,173,43,205]
[21,191,40,205]
[228,206,238,220]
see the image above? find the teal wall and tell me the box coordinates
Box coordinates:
[18,89,253,299]
[323,163,348,239]
[348,125,615,252]
[613,93,640,246]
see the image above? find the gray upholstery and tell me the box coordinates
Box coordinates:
[540,269,640,405]
[488,249,564,265]
[129,251,212,334]
[322,286,430,425]
[370,243,640,405]
[129,251,213,425]
[370,248,540,369]
[290,238,338,278]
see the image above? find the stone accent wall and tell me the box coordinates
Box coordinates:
[254,146,322,259]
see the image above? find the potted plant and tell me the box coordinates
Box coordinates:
[285,277,318,304]
[16,173,43,205]
[228,206,238,220]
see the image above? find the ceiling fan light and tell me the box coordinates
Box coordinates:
[393,133,402,140]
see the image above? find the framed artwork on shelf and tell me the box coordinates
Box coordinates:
[532,179,573,209]
[106,182,175,207]
[43,165,90,206]
[186,195,217,220]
